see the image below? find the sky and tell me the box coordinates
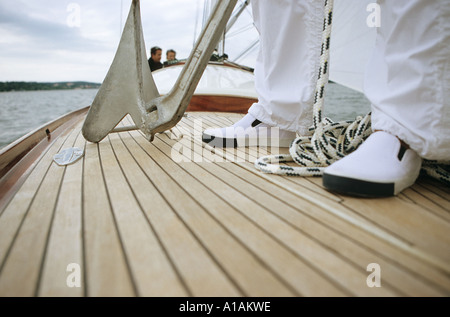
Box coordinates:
[0,0,259,83]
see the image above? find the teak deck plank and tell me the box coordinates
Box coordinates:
[99,135,186,297]
[176,113,450,293]
[128,131,297,296]
[37,132,85,297]
[83,141,134,296]
[0,112,449,297]
[150,140,346,296]
[160,152,394,295]
[0,124,76,264]
[110,132,238,297]
[340,196,450,263]
[157,116,448,295]
[213,164,447,295]
[405,183,450,219]
[0,122,80,296]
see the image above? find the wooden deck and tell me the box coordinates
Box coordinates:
[0,111,449,297]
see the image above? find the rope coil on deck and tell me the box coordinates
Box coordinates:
[254,0,450,185]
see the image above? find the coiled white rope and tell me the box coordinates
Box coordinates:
[254,0,450,186]
[421,161,450,185]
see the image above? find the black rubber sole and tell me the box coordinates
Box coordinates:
[202,134,238,148]
[323,173,395,198]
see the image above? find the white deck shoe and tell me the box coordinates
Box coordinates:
[202,113,296,148]
[323,131,422,197]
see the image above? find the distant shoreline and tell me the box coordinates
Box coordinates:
[0,81,101,92]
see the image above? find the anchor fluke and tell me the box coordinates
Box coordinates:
[143,0,238,139]
[82,0,159,143]
[82,0,238,143]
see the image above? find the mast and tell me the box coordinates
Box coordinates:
[226,0,250,34]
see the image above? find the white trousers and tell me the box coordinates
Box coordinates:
[249,0,450,160]
[248,0,324,136]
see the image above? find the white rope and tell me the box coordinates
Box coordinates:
[255,114,372,176]
[254,0,450,186]
[421,161,450,185]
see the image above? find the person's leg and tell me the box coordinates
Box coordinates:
[249,0,324,134]
[323,0,450,197]
[202,0,324,148]
[368,0,450,160]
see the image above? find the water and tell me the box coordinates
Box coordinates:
[324,83,371,121]
[0,84,371,151]
[0,89,98,150]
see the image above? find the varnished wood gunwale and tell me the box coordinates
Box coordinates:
[0,107,89,211]
[0,106,89,177]
[187,95,256,114]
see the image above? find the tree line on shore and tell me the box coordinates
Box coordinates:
[0,81,101,92]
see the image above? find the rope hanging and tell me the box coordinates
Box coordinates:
[254,0,450,186]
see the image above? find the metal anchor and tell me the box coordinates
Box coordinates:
[82,0,238,143]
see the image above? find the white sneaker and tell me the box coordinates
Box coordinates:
[323,131,422,197]
[202,113,296,148]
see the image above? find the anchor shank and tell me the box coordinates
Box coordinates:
[144,0,238,139]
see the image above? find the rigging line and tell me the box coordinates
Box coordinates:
[120,0,123,36]
[234,38,259,62]
[193,0,201,47]
[202,0,211,30]
[226,23,255,38]
[225,0,251,34]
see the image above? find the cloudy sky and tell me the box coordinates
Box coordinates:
[0,0,258,83]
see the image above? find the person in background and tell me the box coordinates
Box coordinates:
[148,46,163,72]
[166,49,177,61]
[164,49,179,67]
